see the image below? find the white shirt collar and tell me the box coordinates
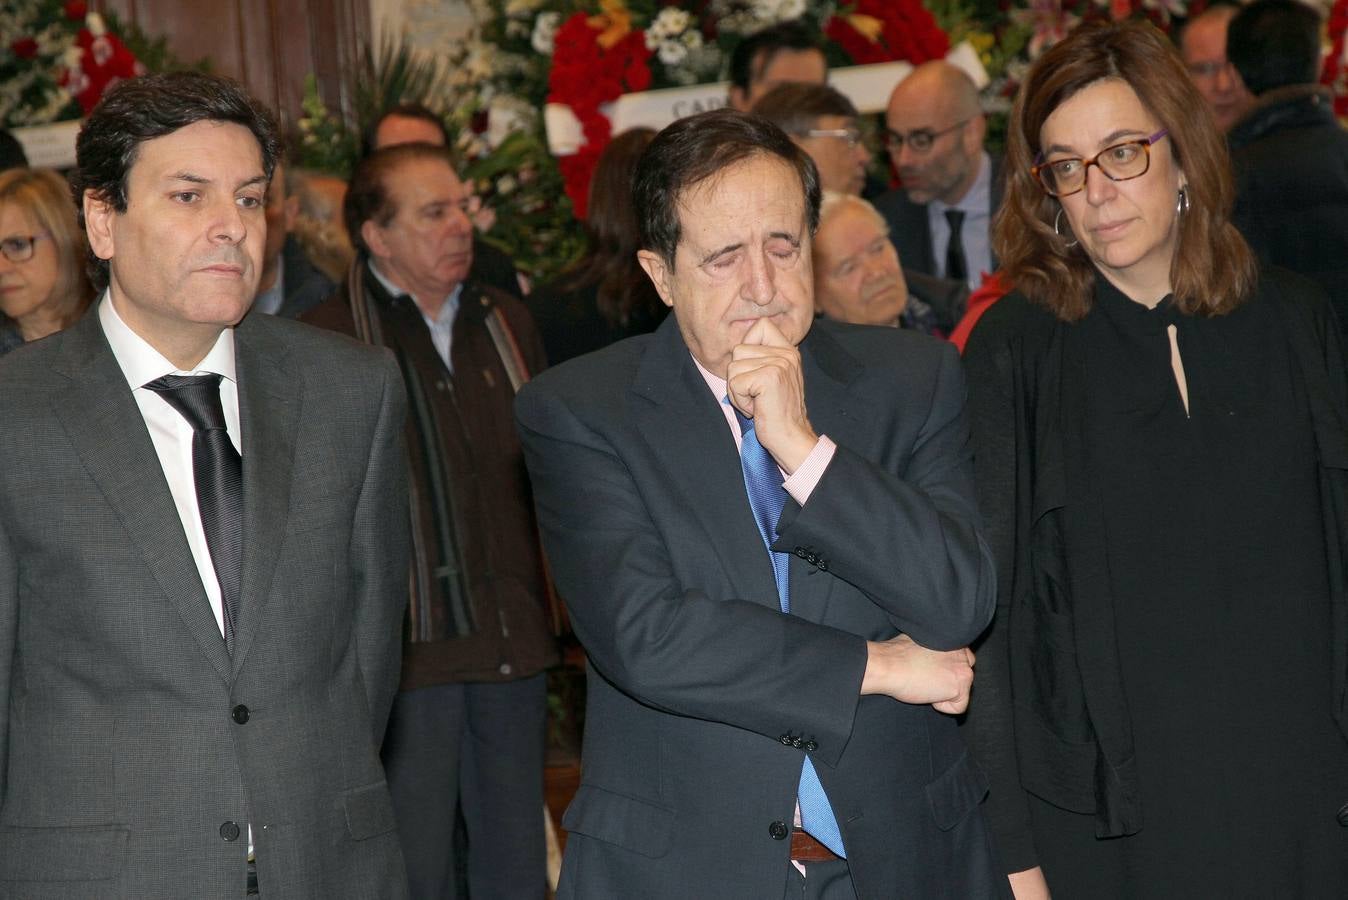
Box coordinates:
[98,290,237,390]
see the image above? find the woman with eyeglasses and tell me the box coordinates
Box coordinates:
[0,167,93,355]
[963,20,1348,898]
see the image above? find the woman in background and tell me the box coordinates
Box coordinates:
[528,127,665,365]
[0,167,94,354]
[964,20,1348,898]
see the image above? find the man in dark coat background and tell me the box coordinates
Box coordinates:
[1227,0,1348,336]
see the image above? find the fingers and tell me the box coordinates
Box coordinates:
[742,316,792,347]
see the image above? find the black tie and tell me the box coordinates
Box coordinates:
[944,208,968,284]
[145,373,243,652]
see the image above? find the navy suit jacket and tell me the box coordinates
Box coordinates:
[516,316,1005,898]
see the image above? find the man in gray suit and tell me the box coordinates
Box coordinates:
[0,72,410,898]
[516,109,1005,898]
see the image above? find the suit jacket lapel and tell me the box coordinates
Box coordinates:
[50,313,233,681]
[782,325,877,625]
[630,318,782,611]
[228,316,299,676]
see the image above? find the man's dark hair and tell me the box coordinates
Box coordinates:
[633,109,820,267]
[1172,0,1241,49]
[728,21,823,93]
[1227,0,1323,95]
[0,130,28,171]
[361,103,451,158]
[750,82,858,137]
[72,71,280,289]
[345,142,456,256]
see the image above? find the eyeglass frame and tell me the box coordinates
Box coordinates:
[1031,128,1170,198]
[804,127,864,149]
[0,232,51,264]
[883,118,971,155]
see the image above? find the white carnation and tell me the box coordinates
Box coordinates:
[657,40,689,66]
[531,11,562,55]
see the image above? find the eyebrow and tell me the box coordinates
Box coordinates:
[166,172,269,191]
[698,243,743,266]
[1043,128,1151,157]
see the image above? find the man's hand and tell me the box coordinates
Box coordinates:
[860,633,975,714]
[726,317,818,474]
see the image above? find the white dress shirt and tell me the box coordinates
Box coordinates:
[99,292,241,640]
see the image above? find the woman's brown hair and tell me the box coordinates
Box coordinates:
[0,167,95,327]
[550,127,662,329]
[994,20,1256,320]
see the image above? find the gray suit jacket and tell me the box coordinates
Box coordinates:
[515,316,1004,899]
[0,310,410,898]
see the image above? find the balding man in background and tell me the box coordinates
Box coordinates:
[1178,3,1254,133]
[875,62,998,301]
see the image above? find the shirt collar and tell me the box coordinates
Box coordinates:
[367,259,462,323]
[691,353,727,402]
[98,290,237,390]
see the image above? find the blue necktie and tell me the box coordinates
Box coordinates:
[732,406,846,859]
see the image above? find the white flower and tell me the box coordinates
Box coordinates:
[658,40,689,66]
[531,11,562,55]
[776,0,806,19]
[496,174,518,195]
[653,8,691,36]
[504,0,541,16]
[682,30,703,49]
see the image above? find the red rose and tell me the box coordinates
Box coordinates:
[10,38,39,60]
[64,1,88,19]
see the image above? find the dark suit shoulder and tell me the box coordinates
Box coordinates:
[240,305,391,370]
[520,327,653,409]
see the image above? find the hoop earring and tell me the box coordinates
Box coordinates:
[1054,207,1078,248]
[1176,187,1190,215]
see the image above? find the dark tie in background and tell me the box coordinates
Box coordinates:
[944,208,968,285]
[146,373,243,653]
[732,405,847,859]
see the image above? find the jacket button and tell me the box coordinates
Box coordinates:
[795,547,807,558]
[779,734,793,745]
[804,740,818,752]
[817,560,829,572]
[791,737,804,749]
[1337,802,1348,827]
[769,821,789,840]
[219,821,240,842]
[498,663,514,676]
[231,705,249,725]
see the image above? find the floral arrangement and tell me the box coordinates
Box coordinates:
[528,0,952,216]
[1,0,147,128]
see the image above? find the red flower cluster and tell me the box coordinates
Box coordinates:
[547,14,652,218]
[825,0,950,66]
[59,27,146,115]
[1325,0,1348,116]
[10,38,40,60]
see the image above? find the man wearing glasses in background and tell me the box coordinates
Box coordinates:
[875,61,1000,306]
[303,142,557,900]
[750,83,872,197]
[753,82,969,335]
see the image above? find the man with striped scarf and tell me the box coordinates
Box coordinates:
[303,141,557,900]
